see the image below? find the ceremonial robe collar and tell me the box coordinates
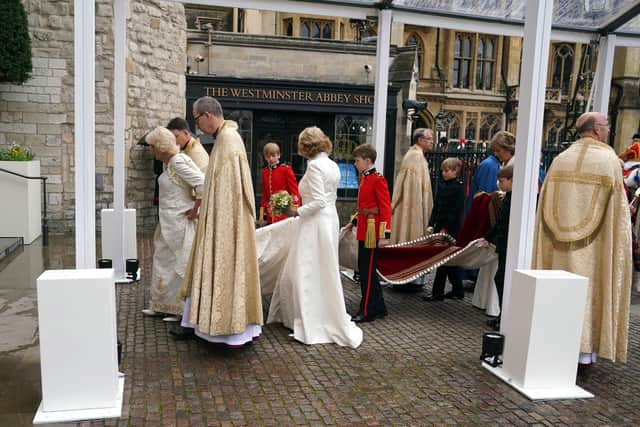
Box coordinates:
[268,162,281,170]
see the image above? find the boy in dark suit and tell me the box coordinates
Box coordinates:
[485,165,513,330]
[423,157,466,302]
[349,144,391,323]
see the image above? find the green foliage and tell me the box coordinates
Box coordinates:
[0,0,33,84]
[0,144,34,161]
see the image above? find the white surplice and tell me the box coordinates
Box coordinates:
[263,153,363,348]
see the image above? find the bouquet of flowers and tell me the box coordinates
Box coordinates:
[269,190,294,216]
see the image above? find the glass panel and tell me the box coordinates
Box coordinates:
[322,23,333,39]
[477,38,484,59]
[454,35,461,55]
[485,61,493,90]
[301,22,310,38]
[476,61,483,90]
[463,36,471,57]
[486,39,494,59]
[311,23,321,38]
[334,115,372,197]
[285,20,292,36]
[453,59,460,88]
[462,59,470,88]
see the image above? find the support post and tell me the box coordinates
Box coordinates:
[74,0,96,268]
[113,0,128,280]
[591,35,616,115]
[372,8,392,173]
[501,0,553,333]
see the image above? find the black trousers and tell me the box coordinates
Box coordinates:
[431,266,464,297]
[357,241,386,317]
[494,251,506,316]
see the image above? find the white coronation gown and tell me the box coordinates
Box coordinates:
[264,152,363,348]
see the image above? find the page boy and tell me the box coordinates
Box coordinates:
[259,142,301,225]
[349,144,391,323]
[423,157,466,302]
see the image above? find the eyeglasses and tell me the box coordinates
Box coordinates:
[595,122,610,129]
[194,112,205,123]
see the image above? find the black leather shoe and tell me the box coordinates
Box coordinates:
[351,314,368,323]
[169,327,194,340]
[444,292,464,300]
[422,294,444,302]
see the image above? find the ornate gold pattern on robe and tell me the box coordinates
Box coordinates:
[390,145,433,244]
[182,120,263,336]
[532,137,632,363]
[184,137,209,173]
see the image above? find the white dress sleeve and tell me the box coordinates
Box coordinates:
[296,161,327,218]
[172,154,205,198]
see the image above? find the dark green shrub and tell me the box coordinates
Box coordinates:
[0,0,32,83]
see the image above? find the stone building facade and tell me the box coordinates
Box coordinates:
[0,3,638,234]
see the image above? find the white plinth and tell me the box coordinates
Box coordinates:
[0,160,41,244]
[483,269,594,400]
[34,269,123,423]
[100,208,137,262]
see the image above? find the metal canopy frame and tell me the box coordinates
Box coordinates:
[75,0,638,323]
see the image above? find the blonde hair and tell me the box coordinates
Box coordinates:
[297,126,332,159]
[441,157,461,172]
[263,142,280,156]
[489,131,516,155]
[146,127,179,157]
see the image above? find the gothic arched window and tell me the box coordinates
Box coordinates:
[453,34,473,88]
[551,43,575,96]
[406,33,424,77]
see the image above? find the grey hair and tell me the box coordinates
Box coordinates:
[193,96,223,117]
[412,128,431,145]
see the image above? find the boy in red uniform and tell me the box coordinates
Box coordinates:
[259,143,301,225]
[350,144,391,323]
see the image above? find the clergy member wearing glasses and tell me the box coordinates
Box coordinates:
[178,96,263,346]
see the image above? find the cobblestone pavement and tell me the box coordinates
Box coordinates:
[2,236,640,426]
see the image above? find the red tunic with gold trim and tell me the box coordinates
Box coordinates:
[356,168,391,242]
[260,163,301,224]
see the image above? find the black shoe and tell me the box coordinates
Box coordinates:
[486,318,500,331]
[577,363,592,379]
[351,314,369,323]
[170,326,194,340]
[444,292,464,300]
[422,294,444,302]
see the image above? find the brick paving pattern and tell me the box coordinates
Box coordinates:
[4,236,640,426]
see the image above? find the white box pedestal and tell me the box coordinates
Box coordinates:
[33,269,124,424]
[100,208,137,263]
[483,269,593,400]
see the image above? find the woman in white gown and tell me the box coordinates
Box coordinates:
[142,127,205,321]
[266,126,363,348]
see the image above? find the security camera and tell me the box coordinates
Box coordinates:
[364,64,372,72]
[194,55,205,63]
[402,99,427,111]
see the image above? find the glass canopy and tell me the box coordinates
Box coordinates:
[308,0,640,35]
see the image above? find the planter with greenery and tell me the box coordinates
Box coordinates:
[0,145,41,243]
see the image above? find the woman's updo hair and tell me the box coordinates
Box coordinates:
[297,126,333,159]
[145,126,179,157]
[489,130,516,155]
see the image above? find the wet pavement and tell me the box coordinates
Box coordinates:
[2,235,640,426]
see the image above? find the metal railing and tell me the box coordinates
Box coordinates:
[426,142,570,199]
[0,168,48,246]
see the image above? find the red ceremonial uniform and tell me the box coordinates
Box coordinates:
[260,163,301,224]
[356,168,391,241]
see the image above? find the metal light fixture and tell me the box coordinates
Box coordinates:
[480,332,505,367]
